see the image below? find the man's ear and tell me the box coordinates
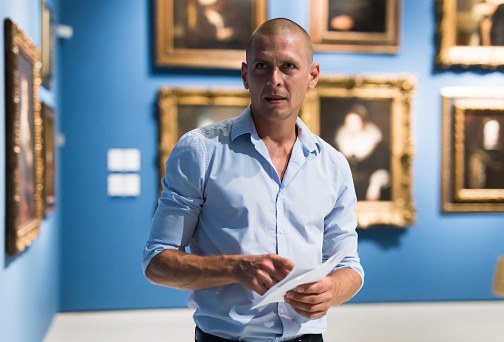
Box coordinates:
[308,62,320,89]
[241,62,249,89]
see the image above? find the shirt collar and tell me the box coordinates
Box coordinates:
[231,105,320,155]
[296,116,320,155]
[230,106,254,141]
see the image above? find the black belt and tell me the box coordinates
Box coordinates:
[195,326,324,342]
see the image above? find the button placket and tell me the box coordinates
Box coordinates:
[276,191,287,251]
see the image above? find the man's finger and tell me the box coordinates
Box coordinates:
[256,269,276,289]
[296,277,332,294]
[285,295,331,313]
[270,254,295,271]
[286,292,321,305]
[291,306,328,319]
[268,268,290,283]
[295,281,324,294]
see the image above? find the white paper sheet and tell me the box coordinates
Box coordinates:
[251,250,347,309]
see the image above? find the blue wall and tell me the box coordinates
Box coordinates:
[56,0,504,312]
[0,0,61,341]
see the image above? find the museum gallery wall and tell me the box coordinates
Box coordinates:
[58,0,504,310]
[4,0,503,324]
[5,3,500,242]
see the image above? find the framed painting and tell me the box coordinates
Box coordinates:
[154,0,267,69]
[441,87,504,212]
[157,88,250,184]
[494,256,504,297]
[309,0,400,54]
[41,0,55,88]
[41,103,56,216]
[436,0,504,69]
[301,75,416,228]
[4,19,44,255]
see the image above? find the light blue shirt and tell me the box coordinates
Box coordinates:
[143,106,364,341]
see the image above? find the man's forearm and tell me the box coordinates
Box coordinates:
[145,249,238,290]
[328,267,362,306]
[145,249,295,294]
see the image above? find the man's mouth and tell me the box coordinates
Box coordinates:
[265,95,286,103]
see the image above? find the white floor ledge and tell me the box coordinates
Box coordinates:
[44,301,504,342]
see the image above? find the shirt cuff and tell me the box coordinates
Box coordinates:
[142,243,183,275]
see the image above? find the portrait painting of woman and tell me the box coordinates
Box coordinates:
[319,98,393,202]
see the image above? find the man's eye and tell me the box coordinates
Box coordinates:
[256,63,267,69]
[284,63,295,69]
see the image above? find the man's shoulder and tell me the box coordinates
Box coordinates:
[176,117,241,159]
[181,117,237,145]
[171,117,240,168]
[197,117,237,140]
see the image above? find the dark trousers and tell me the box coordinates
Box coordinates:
[195,326,324,342]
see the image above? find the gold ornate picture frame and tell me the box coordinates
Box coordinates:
[441,87,504,213]
[154,0,267,69]
[157,88,250,184]
[301,75,416,228]
[41,102,56,217]
[310,0,400,54]
[494,256,504,297]
[436,0,504,70]
[41,0,55,88]
[4,19,44,255]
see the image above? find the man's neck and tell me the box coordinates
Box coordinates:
[251,111,298,181]
[251,111,298,148]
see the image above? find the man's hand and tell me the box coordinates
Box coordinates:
[284,276,335,318]
[284,268,362,318]
[236,254,295,295]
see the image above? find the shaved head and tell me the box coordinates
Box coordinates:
[246,18,314,65]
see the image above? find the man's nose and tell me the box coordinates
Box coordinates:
[267,68,282,86]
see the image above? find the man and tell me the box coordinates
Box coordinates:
[143,18,364,342]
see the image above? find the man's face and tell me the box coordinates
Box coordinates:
[241,32,319,124]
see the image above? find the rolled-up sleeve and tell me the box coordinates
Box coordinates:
[142,131,206,274]
[323,154,364,290]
